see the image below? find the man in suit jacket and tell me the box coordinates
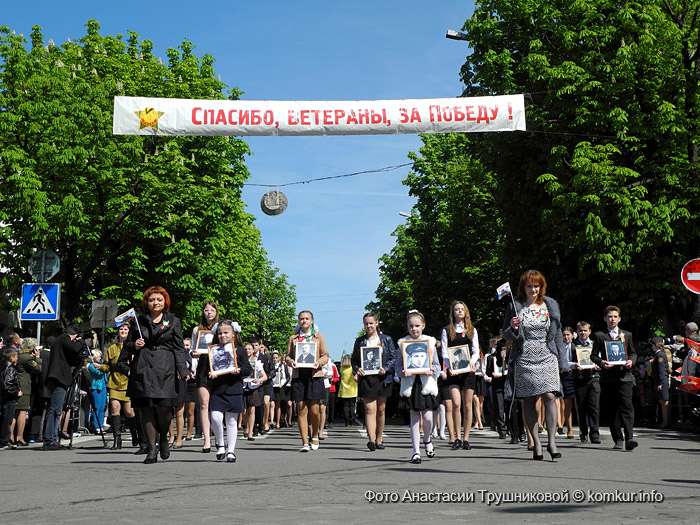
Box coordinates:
[590,306,638,451]
[573,321,601,444]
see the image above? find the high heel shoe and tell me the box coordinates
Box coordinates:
[533,447,543,460]
[160,442,170,460]
[143,453,158,464]
[547,445,562,461]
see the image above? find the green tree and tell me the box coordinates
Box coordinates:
[0,21,296,339]
[372,0,700,339]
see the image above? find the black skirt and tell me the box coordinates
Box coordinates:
[273,386,290,403]
[446,371,476,390]
[243,388,261,409]
[210,391,243,414]
[438,376,451,401]
[132,397,177,408]
[185,380,197,403]
[474,375,486,397]
[291,370,326,402]
[560,371,575,399]
[358,374,393,399]
[398,377,439,412]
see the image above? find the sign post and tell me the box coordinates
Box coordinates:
[20,283,61,344]
[28,249,60,281]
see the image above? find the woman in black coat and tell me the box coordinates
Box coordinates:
[119,286,190,464]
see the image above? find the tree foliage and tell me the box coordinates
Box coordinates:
[372,0,700,340]
[0,21,296,348]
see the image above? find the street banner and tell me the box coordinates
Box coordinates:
[113,94,526,136]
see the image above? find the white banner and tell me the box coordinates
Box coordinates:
[113,95,525,136]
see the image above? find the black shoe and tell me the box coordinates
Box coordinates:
[367,441,376,451]
[533,450,544,460]
[248,436,255,441]
[625,439,638,451]
[450,439,462,450]
[409,453,421,464]
[498,433,507,439]
[375,443,385,450]
[42,441,63,450]
[580,435,588,443]
[143,454,158,464]
[519,434,527,442]
[135,444,149,455]
[226,452,236,462]
[201,447,211,453]
[462,440,471,450]
[110,435,122,450]
[590,437,601,444]
[216,449,225,461]
[547,444,562,460]
[160,442,170,460]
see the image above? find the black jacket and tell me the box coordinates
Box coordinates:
[119,312,190,399]
[1,358,20,401]
[591,329,637,384]
[45,333,85,388]
[351,332,397,385]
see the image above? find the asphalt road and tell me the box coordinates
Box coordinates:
[2,423,698,523]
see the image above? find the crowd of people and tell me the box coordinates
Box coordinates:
[1,272,699,466]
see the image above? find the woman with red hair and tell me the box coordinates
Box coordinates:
[502,270,568,462]
[119,286,191,464]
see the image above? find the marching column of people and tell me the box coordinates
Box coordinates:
[2,274,697,462]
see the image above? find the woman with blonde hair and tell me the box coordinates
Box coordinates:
[13,338,42,446]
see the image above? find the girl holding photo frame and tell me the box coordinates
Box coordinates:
[351,312,396,452]
[284,310,329,452]
[440,300,481,451]
[397,310,441,464]
[208,320,251,462]
[190,301,219,453]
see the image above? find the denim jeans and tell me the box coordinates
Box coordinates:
[44,383,67,444]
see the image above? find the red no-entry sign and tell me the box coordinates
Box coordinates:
[681,258,700,294]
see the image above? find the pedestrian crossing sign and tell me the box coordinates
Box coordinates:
[20,283,60,321]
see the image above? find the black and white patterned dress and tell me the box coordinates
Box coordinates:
[514,303,560,398]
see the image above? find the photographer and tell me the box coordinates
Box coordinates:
[42,325,85,450]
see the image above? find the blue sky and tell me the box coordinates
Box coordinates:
[6,1,475,359]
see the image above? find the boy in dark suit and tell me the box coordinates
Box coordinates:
[591,306,638,451]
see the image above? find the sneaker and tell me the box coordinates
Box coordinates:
[613,440,624,450]
[43,441,63,450]
[300,444,310,452]
[580,435,589,443]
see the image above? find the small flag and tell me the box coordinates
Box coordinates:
[114,308,136,327]
[685,338,700,352]
[496,282,511,299]
[678,381,700,395]
[690,355,700,364]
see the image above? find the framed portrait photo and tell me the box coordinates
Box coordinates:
[244,357,257,383]
[402,340,431,375]
[294,341,317,368]
[361,346,382,375]
[195,330,214,354]
[272,367,283,387]
[448,345,472,374]
[604,340,627,365]
[208,342,237,376]
[576,345,595,369]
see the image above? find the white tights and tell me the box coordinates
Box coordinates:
[211,410,239,454]
[410,410,434,456]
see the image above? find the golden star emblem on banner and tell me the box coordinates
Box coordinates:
[134,107,165,130]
